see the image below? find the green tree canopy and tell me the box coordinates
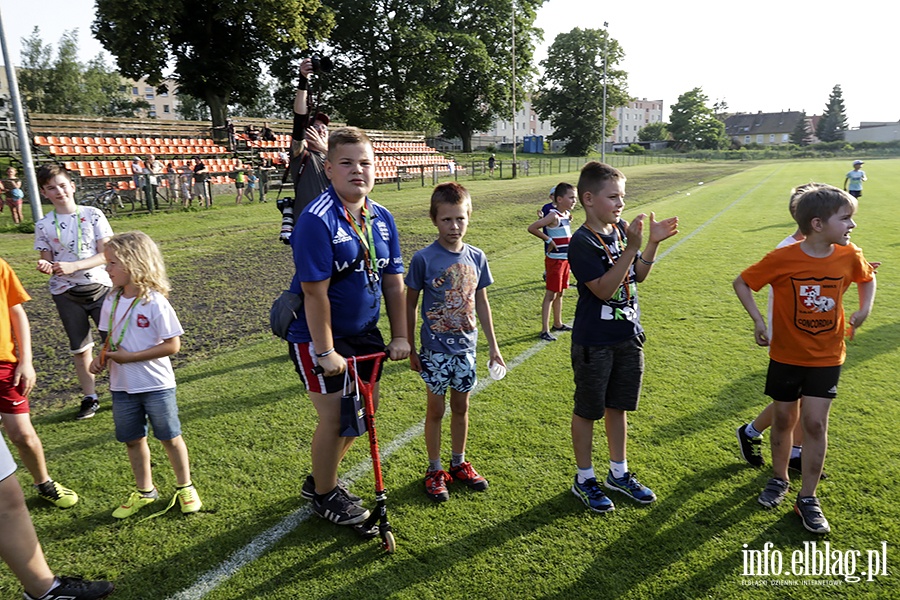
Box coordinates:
[18,28,147,117]
[815,84,848,142]
[668,88,728,150]
[638,122,669,142]
[92,0,333,140]
[434,0,545,153]
[534,27,629,156]
[790,112,812,146]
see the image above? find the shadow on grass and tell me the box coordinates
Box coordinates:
[230,464,767,599]
[538,464,771,599]
[239,488,587,599]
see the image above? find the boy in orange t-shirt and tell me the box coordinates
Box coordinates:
[733,184,876,534]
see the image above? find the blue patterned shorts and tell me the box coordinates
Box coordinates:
[418,349,477,396]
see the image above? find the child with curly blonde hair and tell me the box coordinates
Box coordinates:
[89,231,202,519]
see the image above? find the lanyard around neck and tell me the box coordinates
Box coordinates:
[342,202,377,274]
[53,209,82,258]
[585,222,632,303]
[107,290,141,351]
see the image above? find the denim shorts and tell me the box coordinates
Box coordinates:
[571,335,644,420]
[418,349,477,396]
[111,388,182,442]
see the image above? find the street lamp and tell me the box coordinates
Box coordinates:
[601,21,608,164]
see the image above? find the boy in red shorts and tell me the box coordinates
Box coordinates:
[0,258,78,508]
[528,182,577,341]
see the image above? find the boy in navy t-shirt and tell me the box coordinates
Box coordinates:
[406,182,505,502]
[287,127,409,527]
[567,162,678,513]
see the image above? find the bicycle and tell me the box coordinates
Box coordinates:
[79,187,134,217]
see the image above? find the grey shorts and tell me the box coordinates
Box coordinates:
[52,284,110,354]
[571,335,644,420]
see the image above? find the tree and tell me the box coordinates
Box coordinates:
[92,0,333,141]
[790,112,812,146]
[815,84,848,142]
[668,88,728,150]
[18,28,147,117]
[534,28,629,156]
[434,0,545,153]
[18,28,52,113]
[176,94,210,121]
[638,122,669,142]
[316,0,449,132]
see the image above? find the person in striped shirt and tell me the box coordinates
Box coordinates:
[528,182,577,341]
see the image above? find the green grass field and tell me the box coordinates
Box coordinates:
[0,159,897,599]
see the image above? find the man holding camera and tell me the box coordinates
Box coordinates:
[279,57,332,244]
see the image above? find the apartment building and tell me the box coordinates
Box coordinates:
[610,98,664,143]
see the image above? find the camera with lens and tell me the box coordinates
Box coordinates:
[277,197,295,244]
[310,55,333,74]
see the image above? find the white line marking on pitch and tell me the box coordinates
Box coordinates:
[170,166,777,599]
[167,342,550,600]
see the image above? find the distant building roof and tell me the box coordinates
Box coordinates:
[724,111,805,137]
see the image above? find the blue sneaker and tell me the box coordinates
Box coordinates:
[605,471,657,504]
[571,476,615,513]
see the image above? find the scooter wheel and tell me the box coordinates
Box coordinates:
[383,530,396,554]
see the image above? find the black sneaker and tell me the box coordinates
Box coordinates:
[736,424,764,467]
[313,487,370,525]
[551,324,573,332]
[23,576,114,600]
[76,397,99,420]
[794,496,831,534]
[788,455,828,480]
[758,477,789,508]
[539,331,557,342]
[301,475,362,505]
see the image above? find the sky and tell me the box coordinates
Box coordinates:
[1,0,897,128]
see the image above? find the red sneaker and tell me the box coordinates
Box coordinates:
[425,469,451,502]
[449,461,488,491]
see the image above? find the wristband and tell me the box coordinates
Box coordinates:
[638,256,655,265]
[315,348,334,358]
[297,75,308,90]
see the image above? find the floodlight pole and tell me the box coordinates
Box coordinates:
[510,0,517,178]
[601,21,608,164]
[0,6,43,220]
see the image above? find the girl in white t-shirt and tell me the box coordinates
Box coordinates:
[89,231,202,519]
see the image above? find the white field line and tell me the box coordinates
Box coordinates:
[169,166,776,599]
[655,165,783,261]
[168,343,549,600]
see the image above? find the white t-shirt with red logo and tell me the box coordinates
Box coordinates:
[99,290,184,393]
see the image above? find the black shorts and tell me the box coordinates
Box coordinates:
[289,329,387,395]
[235,182,245,189]
[571,334,644,420]
[764,359,841,402]
[848,190,862,198]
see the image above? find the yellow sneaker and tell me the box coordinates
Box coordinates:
[36,480,79,509]
[112,490,157,519]
[176,484,202,514]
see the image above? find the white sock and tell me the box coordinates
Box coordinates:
[610,460,628,479]
[576,466,595,484]
[790,446,802,460]
[745,423,763,438]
